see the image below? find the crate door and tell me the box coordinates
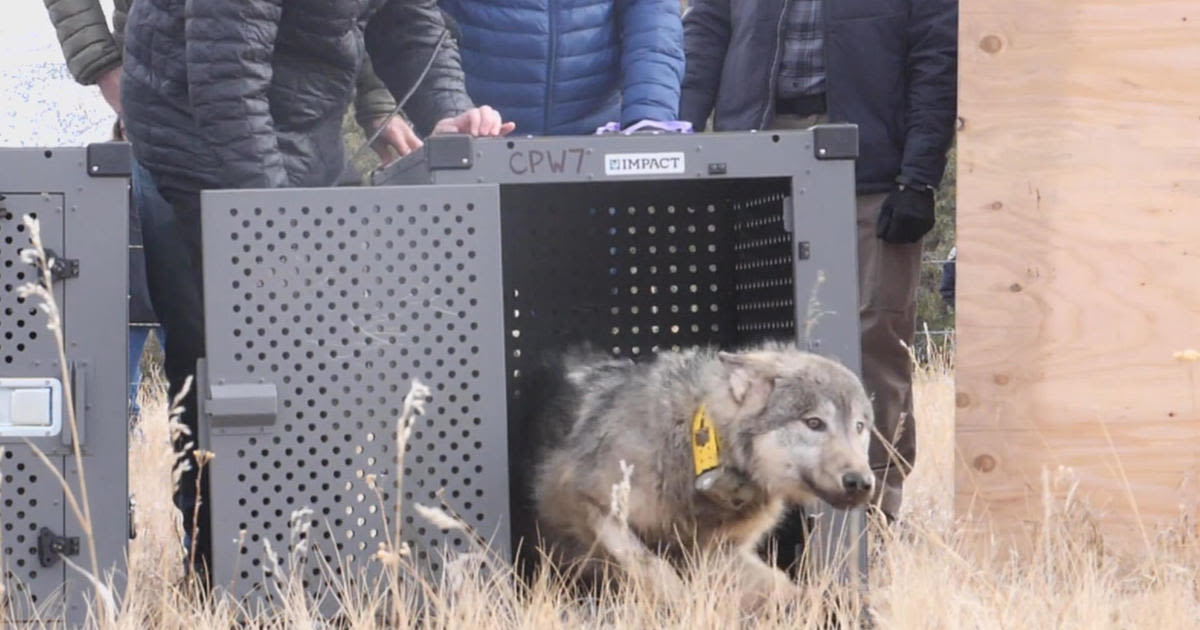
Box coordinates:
[0,193,68,618]
[200,184,510,604]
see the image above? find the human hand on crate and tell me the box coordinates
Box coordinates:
[432,105,516,137]
[367,115,424,162]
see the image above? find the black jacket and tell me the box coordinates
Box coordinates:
[680,0,957,194]
[120,0,474,204]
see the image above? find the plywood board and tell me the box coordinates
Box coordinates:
[955,0,1200,548]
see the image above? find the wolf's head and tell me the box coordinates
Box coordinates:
[709,344,875,510]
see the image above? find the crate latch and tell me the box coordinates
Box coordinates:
[41,248,79,281]
[38,527,80,567]
[206,382,278,428]
[128,494,138,540]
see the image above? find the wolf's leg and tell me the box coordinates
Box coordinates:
[726,544,801,610]
[736,546,795,590]
[587,508,686,599]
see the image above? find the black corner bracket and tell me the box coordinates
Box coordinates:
[85,142,132,177]
[426,134,474,170]
[812,123,859,161]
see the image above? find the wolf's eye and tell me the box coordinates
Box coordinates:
[804,417,826,431]
[856,421,865,434]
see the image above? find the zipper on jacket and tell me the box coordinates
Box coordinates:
[545,0,557,134]
[759,0,790,129]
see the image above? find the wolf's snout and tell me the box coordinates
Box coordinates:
[841,472,872,495]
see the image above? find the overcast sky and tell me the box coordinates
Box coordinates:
[1,1,117,147]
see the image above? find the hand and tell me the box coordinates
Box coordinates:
[367,115,423,163]
[876,185,936,244]
[96,65,123,117]
[432,105,516,137]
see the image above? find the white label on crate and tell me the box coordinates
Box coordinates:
[603,152,686,176]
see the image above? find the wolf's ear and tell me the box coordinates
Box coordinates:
[719,351,776,413]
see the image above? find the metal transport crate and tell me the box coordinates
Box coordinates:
[199,126,867,604]
[0,145,131,626]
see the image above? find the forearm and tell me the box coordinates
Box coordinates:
[364,0,474,137]
[355,56,401,130]
[618,0,686,126]
[678,0,732,130]
[900,0,958,187]
[44,0,121,85]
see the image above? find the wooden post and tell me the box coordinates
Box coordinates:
[955,0,1200,548]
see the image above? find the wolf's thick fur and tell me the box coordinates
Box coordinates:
[520,340,875,599]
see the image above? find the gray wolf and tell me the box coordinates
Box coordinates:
[522,340,875,600]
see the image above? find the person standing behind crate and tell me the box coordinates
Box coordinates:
[437,0,685,135]
[118,0,515,578]
[42,0,427,416]
[679,0,957,522]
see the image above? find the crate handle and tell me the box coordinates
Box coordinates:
[206,382,277,428]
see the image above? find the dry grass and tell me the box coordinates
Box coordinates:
[4,222,1200,628]
[80,346,1200,628]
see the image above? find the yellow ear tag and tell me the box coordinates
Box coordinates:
[691,403,721,477]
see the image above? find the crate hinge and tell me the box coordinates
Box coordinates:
[41,248,79,281]
[38,527,80,567]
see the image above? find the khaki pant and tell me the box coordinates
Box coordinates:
[773,113,922,518]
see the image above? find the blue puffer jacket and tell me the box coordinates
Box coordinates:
[440,0,685,136]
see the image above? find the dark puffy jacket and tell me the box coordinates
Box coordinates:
[45,0,405,133]
[121,0,474,204]
[680,0,957,193]
[439,0,685,136]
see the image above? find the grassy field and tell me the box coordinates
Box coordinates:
[78,345,1191,629]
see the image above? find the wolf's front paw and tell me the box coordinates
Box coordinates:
[631,555,687,602]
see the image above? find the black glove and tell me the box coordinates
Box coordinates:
[876,184,936,244]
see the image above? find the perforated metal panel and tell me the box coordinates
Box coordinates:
[0,147,131,625]
[376,130,862,366]
[1,195,63,372]
[732,190,798,343]
[1,443,66,613]
[201,184,509,600]
[0,189,70,620]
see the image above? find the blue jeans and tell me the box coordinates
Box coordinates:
[128,154,165,418]
[129,327,149,415]
[128,326,164,418]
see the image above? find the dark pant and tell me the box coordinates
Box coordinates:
[131,161,211,575]
[127,150,161,419]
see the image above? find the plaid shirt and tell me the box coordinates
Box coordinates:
[776,0,826,100]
